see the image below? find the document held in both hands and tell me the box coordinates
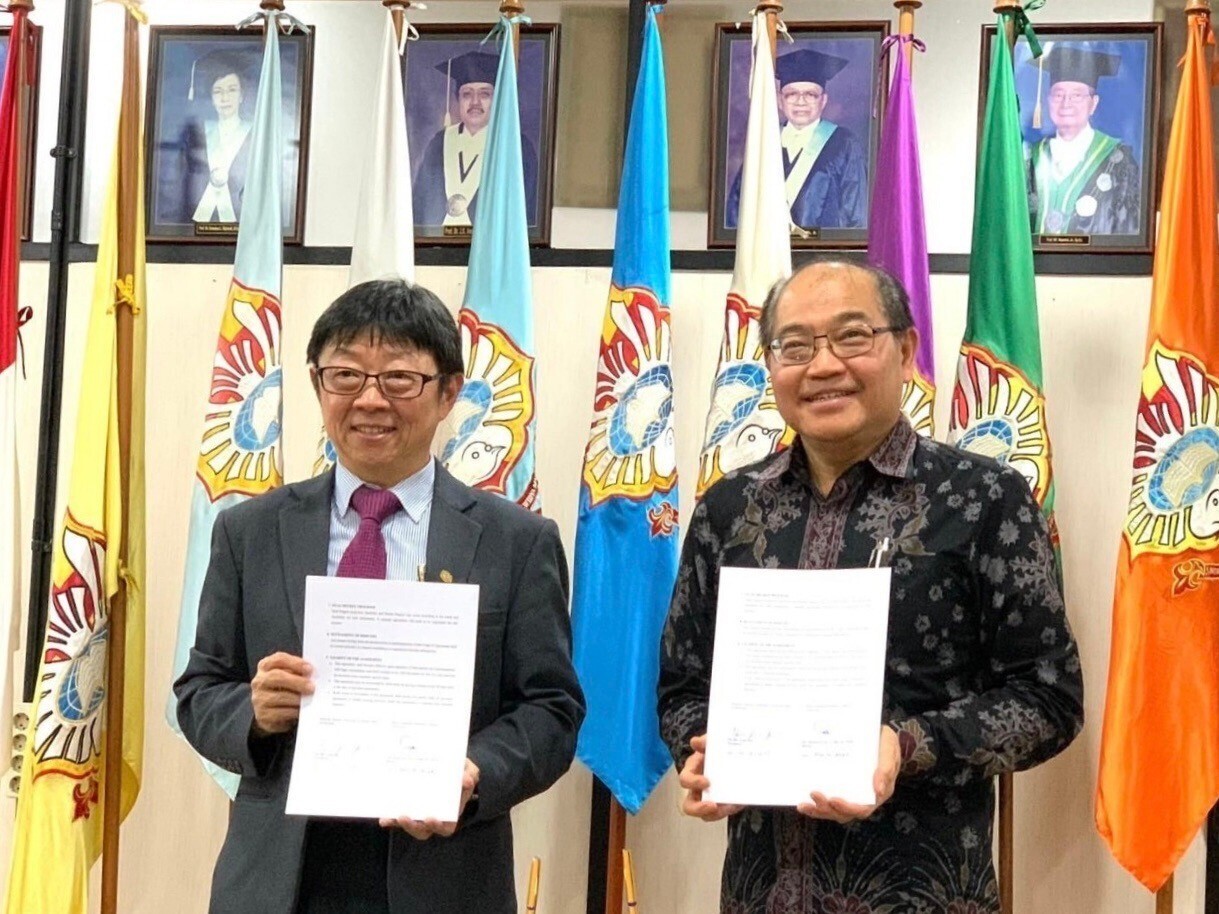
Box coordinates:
[286,576,479,821]
[704,566,892,807]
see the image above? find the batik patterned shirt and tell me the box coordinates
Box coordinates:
[658,417,1084,914]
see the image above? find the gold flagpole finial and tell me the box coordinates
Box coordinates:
[1185,0,1211,14]
[260,0,285,11]
[499,0,524,16]
[6,0,34,11]
[993,0,1022,11]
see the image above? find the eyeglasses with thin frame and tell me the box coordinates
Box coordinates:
[767,323,904,366]
[314,366,444,401]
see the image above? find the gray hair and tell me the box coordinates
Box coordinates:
[759,260,916,346]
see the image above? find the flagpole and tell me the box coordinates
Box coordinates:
[384,0,405,42]
[988,7,1022,912]
[895,0,921,68]
[756,0,782,60]
[10,0,33,238]
[500,0,523,64]
[98,5,140,913]
[22,0,91,706]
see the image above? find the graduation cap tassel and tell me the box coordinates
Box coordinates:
[444,57,453,128]
[1032,49,1045,129]
[188,59,196,102]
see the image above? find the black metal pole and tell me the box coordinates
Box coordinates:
[23,0,91,702]
[1206,803,1218,914]
[586,3,650,912]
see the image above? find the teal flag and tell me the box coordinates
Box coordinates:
[440,18,539,508]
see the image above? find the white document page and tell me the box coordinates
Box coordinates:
[286,575,479,821]
[704,566,891,807]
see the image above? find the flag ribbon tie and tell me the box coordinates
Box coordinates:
[15,305,32,379]
[91,0,149,24]
[237,9,309,36]
[482,13,533,48]
[118,561,140,594]
[1008,0,1046,60]
[384,1,425,53]
[873,33,927,118]
[111,276,140,316]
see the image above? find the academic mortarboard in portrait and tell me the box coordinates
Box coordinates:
[774,48,850,89]
[435,51,500,91]
[1041,44,1122,90]
[188,49,256,103]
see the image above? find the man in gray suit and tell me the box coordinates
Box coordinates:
[175,279,585,914]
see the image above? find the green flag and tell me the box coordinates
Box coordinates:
[948,11,1056,537]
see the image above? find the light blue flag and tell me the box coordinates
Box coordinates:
[439,19,539,508]
[165,16,295,796]
[570,6,678,814]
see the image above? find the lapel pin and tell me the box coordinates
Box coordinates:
[440,570,454,584]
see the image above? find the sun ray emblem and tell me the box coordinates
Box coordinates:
[697,294,794,496]
[902,370,936,438]
[1123,342,1219,559]
[581,286,677,508]
[197,280,284,501]
[949,343,1053,506]
[440,309,535,499]
[34,515,110,779]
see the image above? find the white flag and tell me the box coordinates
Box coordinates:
[697,16,793,496]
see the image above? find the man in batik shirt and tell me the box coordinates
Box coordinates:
[658,261,1083,914]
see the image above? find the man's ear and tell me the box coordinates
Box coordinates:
[899,327,919,383]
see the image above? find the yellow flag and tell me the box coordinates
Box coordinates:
[5,23,145,911]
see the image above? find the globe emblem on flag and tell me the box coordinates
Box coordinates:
[949,343,1052,507]
[1125,345,1219,557]
[441,310,534,494]
[233,368,283,452]
[198,282,284,500]
[36,520,110,767]
[582,286,677,506]
[697,294,790,496]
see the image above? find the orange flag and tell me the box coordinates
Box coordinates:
[1095,11,1219,891]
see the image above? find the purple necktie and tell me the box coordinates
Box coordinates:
[336,485,403,579]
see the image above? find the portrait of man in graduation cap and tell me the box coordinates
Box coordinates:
[146,28,314,243]
[1027,42,1142,238]
[411,48,540,237]
[714,28,882,247]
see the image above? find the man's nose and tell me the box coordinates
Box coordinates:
[803,342,846,375]
[353,380,391,407]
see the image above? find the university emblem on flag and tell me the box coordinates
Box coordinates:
[442,309,535,493]
[33,514,109,816]
[698,295,792,495]
[581,286,676,507]
[901,371,935,437]
[950,343,1052,506]
[1123,343,1219,562]
[197,280,284,500]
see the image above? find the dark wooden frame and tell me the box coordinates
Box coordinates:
[406,23,560,248]
[978,22,1163,255]
[707,20,890,251]
[0,23,43,242]
[143,24,315,246]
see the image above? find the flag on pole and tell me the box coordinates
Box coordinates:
[5,8,146,909]
[166,16,292,796]
[867,34,935,437]
[571,4,677,814]
[315,7,416,476]
[1095,11,1219,891]
[696,14,793,497]
[439,18,539,509]
[0,4,34,760]
[947,15,1057,538]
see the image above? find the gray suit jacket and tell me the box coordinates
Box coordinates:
[175,465,585,914]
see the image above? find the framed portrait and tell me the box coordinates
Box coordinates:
[145,25,315,245]
[709,22,889,250]
[0,24,43,241]
[979,23,1163,254]
[405,24,559,246]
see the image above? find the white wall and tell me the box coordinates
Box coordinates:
[3,0,1207,913]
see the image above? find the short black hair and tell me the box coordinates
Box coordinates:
[306,280,463,377]
[759,260,915,346]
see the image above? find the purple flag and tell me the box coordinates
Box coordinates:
[867,35,935,437]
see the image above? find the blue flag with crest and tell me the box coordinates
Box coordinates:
[570,6,678,814]
[439,18,539,508]
[165,15,295,796]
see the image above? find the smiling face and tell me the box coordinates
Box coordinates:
[766,264,916,472]
[457,82,494,134]
[210,72,243,121]
[312,337,460,487]
[1048,80,1099,140]
[778,81,829,129]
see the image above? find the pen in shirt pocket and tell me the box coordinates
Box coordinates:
[868,536,893,569]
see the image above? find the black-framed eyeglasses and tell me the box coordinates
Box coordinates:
[314,366,443,401]
[767,324,904,366]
